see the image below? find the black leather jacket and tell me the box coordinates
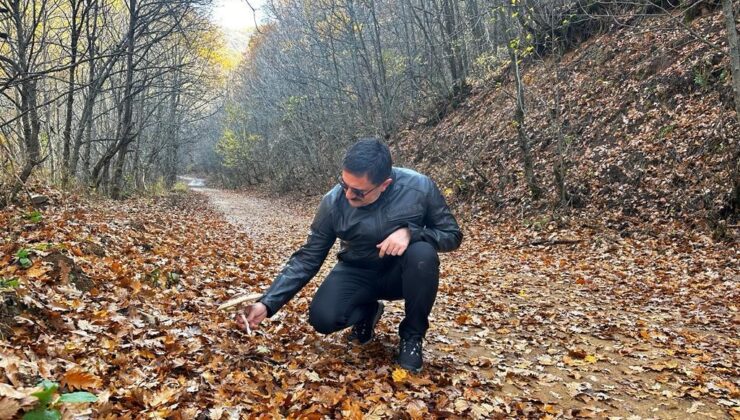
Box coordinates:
[258,167,463,316]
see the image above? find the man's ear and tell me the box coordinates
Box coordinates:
[382,178,393,188]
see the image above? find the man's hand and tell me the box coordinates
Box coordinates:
[236,302,268,332]
[377,227,411,258]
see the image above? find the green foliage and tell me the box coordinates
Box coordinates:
[147,268,162,287]
[24,381,97,420]
[146,268,181,288]
[57,392,99,403]
[25,210,43,223]
[216,129,261,169]
[658,124,676,139]
[149,178,167,196]
[166,271,181,288]
[15,248,32,268]
[172,182,189,193]
[382,50,406,78]
[693,67,709,88]
[523,215,552,231]
[31,381,58,407]
[281,95,308,122]
[0,277,20,289]
[23,407,61,420]
[32,242,55,251]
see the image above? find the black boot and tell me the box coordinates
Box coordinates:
[396,336,423,372]
[347,301,384,345]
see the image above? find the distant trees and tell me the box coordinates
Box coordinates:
[216,0,509,191]
[211,0,598,193]
[213,0,738,212]
[0,0,225,204]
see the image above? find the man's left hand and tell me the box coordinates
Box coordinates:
[377,228,411,257]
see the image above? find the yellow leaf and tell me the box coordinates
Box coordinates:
[543,404,559,414]
[392,368,408,383]
[26,266,47,278]
[585,355,597,364]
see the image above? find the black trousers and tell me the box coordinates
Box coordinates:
[308,241,440,339]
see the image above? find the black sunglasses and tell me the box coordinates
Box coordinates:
[338,176,382,199]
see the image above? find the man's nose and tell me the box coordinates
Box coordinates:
[345,188,357,200]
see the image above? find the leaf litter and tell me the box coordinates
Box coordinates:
[0,188,737,418]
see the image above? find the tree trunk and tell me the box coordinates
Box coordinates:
[465,0,485,57]
[508,42,541,200]
[106,0,137,198]
[165,68,181,187]
[722,0,740,124]
[62,0,81,186]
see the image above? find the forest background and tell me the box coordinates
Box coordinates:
[0,0,737,232]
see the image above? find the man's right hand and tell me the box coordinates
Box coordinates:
[236,302,268,332]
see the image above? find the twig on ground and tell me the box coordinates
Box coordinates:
[528,238,583,246]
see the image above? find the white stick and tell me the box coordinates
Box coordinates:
[217,292,262,311]
[238,313,251,335]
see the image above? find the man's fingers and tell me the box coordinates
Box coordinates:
[378,239,390,257]
[248,315,263,329]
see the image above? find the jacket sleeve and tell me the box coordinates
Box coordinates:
[258,193,336,316]
[407,178,463,252]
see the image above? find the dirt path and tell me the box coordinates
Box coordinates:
[198,186,738,419]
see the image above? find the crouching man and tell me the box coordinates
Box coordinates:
[237,138,462,371]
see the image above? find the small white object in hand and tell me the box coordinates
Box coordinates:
[239,313,251,335]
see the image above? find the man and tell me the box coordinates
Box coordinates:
[237,138,462,371]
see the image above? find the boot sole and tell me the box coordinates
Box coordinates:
[396,360,422,373]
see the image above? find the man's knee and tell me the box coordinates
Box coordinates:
[308,304,340,335]
[404,241,439,270]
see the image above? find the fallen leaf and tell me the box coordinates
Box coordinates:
[405,399,427,419]
[61,369,101,391]
[538,355,556,366]
[26,266,48,279]
[0,398,20,419]
[392,368,408,383]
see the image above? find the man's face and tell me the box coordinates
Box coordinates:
[340,170,391,207]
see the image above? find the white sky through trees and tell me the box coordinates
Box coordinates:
[211,0,266,54]
[212,0,265,30]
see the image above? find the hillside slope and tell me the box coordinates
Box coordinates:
[393,9,738,236]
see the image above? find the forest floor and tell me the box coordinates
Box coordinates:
[0,185,738,419]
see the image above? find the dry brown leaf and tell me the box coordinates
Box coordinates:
[0,383,29,399]
[340,398,363,420]
[61,369,101,391]
[147,387,180,408]
[0,397,20,419]
[25,266,48,278]
[405,399,428,419]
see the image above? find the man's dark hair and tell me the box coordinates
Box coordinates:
[343,137,392,185]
